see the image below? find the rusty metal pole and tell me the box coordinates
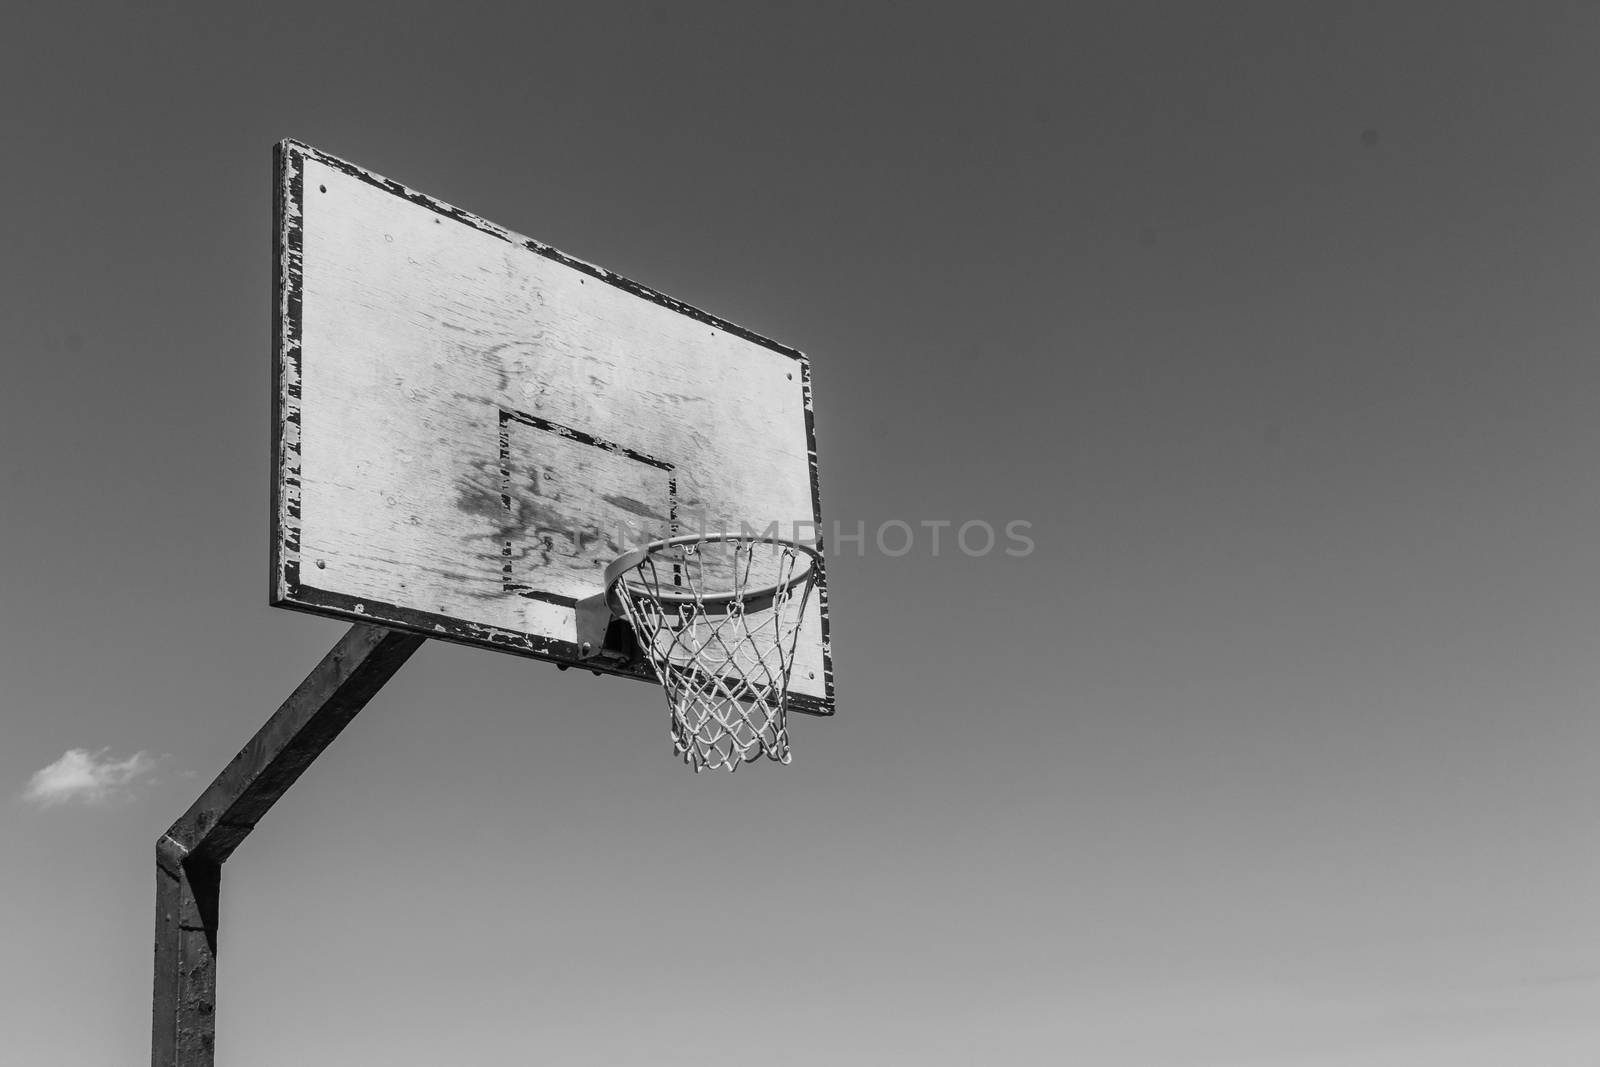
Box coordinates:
[151,623,425,1066]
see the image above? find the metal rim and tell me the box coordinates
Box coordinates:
[603,534,822,612]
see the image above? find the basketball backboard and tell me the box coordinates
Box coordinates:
[271,140,833,715]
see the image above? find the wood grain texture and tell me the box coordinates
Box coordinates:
[153,624,423,1066]
[273,141,834,714]
[151,841,218,1067]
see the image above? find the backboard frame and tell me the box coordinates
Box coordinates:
[271,139,834,715]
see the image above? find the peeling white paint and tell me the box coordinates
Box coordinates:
[272,141,834,713]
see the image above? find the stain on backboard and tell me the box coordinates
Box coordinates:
[497,410,676,606]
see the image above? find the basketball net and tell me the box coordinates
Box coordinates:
[608,537,819,772]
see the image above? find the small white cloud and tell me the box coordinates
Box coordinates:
[22,748,159,808]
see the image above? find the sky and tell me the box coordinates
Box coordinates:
[5,2,1600,1063]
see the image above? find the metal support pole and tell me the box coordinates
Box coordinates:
[151,623,425,1066]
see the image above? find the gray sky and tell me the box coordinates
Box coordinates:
[6,2,1600,1063]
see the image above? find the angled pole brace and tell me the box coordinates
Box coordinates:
[151,623,425,1066]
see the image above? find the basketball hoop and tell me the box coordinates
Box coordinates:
[581,534,821,772]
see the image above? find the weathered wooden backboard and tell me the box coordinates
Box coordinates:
[272,141,833,714]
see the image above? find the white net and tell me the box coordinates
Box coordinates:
[609,537,819,772]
